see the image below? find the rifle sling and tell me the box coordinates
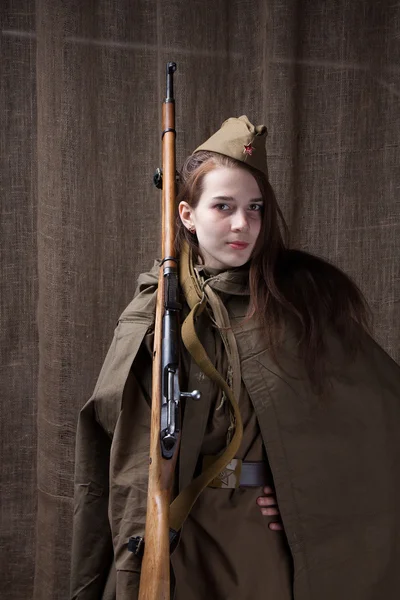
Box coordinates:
[168,242,244,535]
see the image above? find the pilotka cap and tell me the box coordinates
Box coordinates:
[194,115,268,177]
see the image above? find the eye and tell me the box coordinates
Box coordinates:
[249,204,263,211]
[214,203,231,211]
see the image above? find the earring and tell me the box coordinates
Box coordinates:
[189,226,196,234]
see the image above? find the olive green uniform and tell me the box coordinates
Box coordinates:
[71,263,400,600]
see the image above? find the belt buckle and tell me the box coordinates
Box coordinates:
[206,458,242,489]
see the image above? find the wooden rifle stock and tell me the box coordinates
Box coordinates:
[138,62,179,600]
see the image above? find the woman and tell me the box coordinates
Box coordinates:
[71,117,400,600]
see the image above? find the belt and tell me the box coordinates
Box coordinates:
[202,456,272,489]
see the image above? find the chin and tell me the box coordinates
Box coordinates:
[201,246,252,270]
[222,256,251,269]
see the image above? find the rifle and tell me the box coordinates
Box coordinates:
[137,62,199,600]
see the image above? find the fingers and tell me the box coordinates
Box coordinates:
[260,506,279,516]
[256,487,277,511]
[256,487,284,531]
[268,521,284,531]
[256,486,275,502]
[257,496,279,516]
[257,495,277,507]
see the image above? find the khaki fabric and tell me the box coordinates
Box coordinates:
[194,115,269,176]
[172,488,293,600]
[171,313,293,600]
[71,263,400,600]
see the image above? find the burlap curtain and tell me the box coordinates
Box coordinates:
[1,1,399,598]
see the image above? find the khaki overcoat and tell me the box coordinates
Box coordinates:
[71,263,400,600]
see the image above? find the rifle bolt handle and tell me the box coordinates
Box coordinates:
[180,390,201,401]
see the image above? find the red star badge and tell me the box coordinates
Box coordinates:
[243,143,254,156]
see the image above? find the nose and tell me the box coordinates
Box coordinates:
[231,209,249,232]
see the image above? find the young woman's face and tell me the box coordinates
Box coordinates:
[179,166,263,270]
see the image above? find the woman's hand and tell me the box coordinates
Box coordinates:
[256,486,284,531]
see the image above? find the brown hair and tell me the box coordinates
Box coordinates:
[175,150,372,395]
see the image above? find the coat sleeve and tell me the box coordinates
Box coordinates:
[70,393,114,599]
[109,334,154,599]
[70,286,157,599]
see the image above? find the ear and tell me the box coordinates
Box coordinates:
[178,201,194,231]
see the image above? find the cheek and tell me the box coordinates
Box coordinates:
[252,215,263,236]
[201,214,227,233]
[193,209,216,229]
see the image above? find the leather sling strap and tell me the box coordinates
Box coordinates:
[168,242,244,534]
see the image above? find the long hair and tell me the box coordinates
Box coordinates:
[175,150,372,395]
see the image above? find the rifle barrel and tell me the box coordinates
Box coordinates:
[138,62,178,600]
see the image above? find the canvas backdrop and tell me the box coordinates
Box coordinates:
[1,0,399,598]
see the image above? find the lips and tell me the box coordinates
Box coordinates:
[227,241,249,249]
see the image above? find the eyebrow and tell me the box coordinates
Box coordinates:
[211,195,264,203]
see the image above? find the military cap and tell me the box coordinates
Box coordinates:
[194,115,268,177]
